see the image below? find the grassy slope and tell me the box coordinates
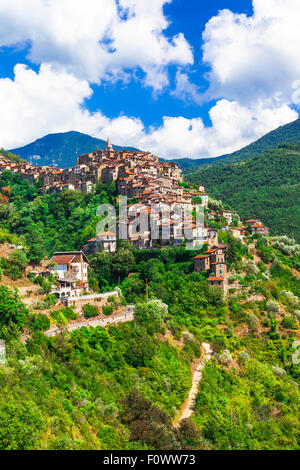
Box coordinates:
[185,145,300,241]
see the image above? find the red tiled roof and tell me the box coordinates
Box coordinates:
[97,232,116,237]
[208,276,224,281]
[193,255,209,259]
[50,255,75,264]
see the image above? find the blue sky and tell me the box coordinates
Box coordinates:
[0,0,298,159]
[87,0,254,127]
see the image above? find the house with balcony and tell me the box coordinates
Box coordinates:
[49,251,89,299]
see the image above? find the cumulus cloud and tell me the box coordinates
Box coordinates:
[202,0,300,106]
[172,71,203,104]
[0,0,299,159]
[0,64,104,148]
[0,0,193,90]
[0,64,296,159]
[137,99,297,158]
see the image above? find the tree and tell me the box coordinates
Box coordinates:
[0,285,28,334]
[134,299,167,334]
[0,400,45,450]
[4,249,28,280]
[112,249,135,283]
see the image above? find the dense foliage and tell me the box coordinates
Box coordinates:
[185,144,300,241]
[0,173,299,450]
[0,170,117,263]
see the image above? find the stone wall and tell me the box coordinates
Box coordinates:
[65,291,119,314]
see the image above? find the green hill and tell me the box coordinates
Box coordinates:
[185,143,300,241]
[214,118,300,165]
[165,118,300,168]
[9,131,139,168]
[8,118,300,170]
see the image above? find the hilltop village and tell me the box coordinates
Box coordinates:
[0,139,270,298]
[0,138,299,453]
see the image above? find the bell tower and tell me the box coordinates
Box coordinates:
[106,137,114,158]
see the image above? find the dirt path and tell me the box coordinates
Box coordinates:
[174,342,212,428]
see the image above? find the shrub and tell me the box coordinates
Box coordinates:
[43,294,57,308]
[244,260,259,276]
[280,290,300,308]
[248,314,260,332]
[4,250,28,280]
[219,349,233,365]
[83,304,99,318]
[61,307,78,320]
[108,295,118,305]
[294,310,300,320]
[272,365,287,378]
[102,305,114,317]
[29,314,50,332]
[238,350,250,363]
[50,311,67,327]
[266,300,280,317]
[281,316,297,330]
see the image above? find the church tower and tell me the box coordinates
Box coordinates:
[106,137,114,158]
[106,137,113,151]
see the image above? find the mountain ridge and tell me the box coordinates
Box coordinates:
[185,143,300,242]
[9,118,300,169]
[9,131,139,169]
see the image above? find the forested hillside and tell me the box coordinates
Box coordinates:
[0,173,299,450]
[210,118,300,165]
[185,144,300,242]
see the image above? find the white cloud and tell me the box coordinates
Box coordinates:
[0,64,104,148]
[202,0,300,106]
[0,0,299,159]
[172,71,203,104]
[136,99,297,158]
[0,0,193,90]
[0,63,296,159]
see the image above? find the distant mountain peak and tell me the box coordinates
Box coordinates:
[9,131,139,168]
[8,117,300,169]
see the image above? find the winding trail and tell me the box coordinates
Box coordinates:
[174,342,212,428]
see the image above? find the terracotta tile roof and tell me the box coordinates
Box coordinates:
[208,276,224,281]
[97,232,116,237]
[193,255,210,259]
[50,254,75,264]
